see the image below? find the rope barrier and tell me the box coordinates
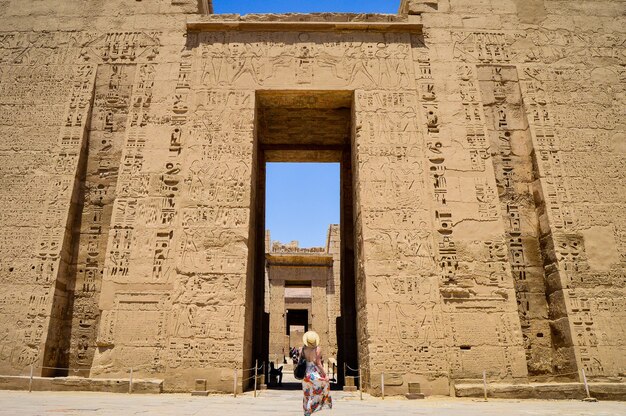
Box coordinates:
[345,364,360,372]
[241,363,265,372]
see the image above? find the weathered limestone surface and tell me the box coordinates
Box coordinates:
[0,0,624,396]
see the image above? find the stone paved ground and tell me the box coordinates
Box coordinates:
[0,390,625,416]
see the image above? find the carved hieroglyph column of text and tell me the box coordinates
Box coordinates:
[0,58,96,375]
[428,31,528,382]
[520,63,626,378]
[91,33,256,390]
[354,79,442,392]
[477,65,557,376]
[66,63,138,373]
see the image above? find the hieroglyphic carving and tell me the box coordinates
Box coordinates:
[520,68,573,232]
[196,31,413,90]
[354,35,443,384]
[422,60,529,382]
[457,64,491,173]
[90,34,257,378]
[517,28,626,65]
[0,32,88,66]
[67,64,137,371]
[518,63,626,377]
[567,291,626,377]
[80,32,161,63]
[0,61,95,375]
[415,46,458,286]
[478,65,555,375]
[40,64,97,373]
[0,0,624,394]
[453,32,513,64]
[164,87,252,373]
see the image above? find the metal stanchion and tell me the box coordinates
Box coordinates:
[233,369,238,398]
[28,364,33,393]
[582,368,590,398]
[581,368,597,402]
[381,372,385,400]
[129,368,133,394]
[253,359,258,398]
[482,370,487,401]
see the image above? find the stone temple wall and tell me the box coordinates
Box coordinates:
[413,0,626,389]
[0,0,623,394]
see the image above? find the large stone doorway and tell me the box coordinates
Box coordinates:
[248,90,358,390]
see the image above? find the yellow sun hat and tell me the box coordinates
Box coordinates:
[302,330,320,348]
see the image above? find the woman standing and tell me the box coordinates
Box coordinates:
[300,331,332,416]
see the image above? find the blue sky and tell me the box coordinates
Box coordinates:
[214,0,398,14]
[266,163,340,248]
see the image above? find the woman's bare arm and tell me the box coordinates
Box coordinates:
[316,347,327,379]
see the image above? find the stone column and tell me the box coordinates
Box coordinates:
[268,275,286,362]
[325,225,341,359]
[311,277,329,353]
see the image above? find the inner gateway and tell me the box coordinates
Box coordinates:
[251,90,357,388]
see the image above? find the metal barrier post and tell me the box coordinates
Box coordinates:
[253,360,258,398]
[129,368,133,394]
[381,372,385,400]
[29,364,33,393]
[233,369,238,398]
[581,368,598,402]
[582,368,590,398]
[482,370,487,401]
[358,367,363,400]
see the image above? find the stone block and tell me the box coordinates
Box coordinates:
[406,382,425,399]
[408,382,421,394]
[402,0,439,14]
[192,378,208,395]
[0,376,163,394]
